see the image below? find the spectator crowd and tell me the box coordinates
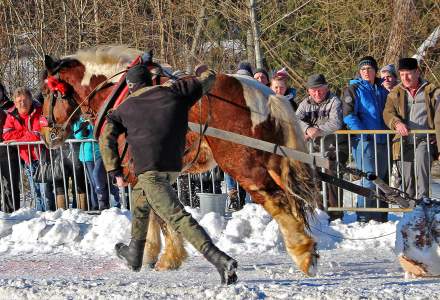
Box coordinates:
[0,55,439,224]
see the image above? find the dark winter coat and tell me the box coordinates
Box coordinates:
[101,75,213,176]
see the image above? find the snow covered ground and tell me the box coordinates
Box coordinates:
[0,204,439,299]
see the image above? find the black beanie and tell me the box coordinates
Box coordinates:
[398,58,418,70]
[236,61,253,76]
[254,68,269,80]
[126,64,152,86]
[358,56,378,71]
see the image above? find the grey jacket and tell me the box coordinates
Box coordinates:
[296,92,344,151]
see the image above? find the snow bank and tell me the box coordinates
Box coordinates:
[0,203,399,258]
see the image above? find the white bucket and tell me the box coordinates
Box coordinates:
[197,193,227,216]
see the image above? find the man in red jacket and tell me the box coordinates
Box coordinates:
[2,87,54,211]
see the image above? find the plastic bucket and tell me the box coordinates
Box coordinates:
[197,193,227,216]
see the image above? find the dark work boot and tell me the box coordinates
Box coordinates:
[115,239,146,271]
[98,200,109,211]
[97,194,109,211]
[203,247,238,285]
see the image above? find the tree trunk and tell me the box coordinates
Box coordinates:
[62,1,68,55]
[383,0,415,65]
[119,2,124,44]
[93,0,99,45]
[413,26,440,61]
[249,0,263,69]
[246,29,254,66]
[186,0,207,74]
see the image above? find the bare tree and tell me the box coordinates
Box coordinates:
[249,0,263,69]
[383,0,416,65]
[186,0,207,73]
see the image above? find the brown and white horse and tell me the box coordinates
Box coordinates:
[40,46,320,276]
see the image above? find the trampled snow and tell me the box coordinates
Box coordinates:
[0,204,438,299]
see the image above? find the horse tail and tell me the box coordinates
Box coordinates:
[267,95,319,227]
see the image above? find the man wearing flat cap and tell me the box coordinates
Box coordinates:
[296,74,347,221]
[342,56,390,223]
[383,57,440,199]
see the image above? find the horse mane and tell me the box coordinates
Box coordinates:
[66,45,174,86]
[66,45,142,86]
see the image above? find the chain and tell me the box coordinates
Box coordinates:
[335,160,419,208]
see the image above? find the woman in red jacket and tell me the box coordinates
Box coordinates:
[2,87,54,211]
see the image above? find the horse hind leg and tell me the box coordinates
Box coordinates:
[154,216,188,271]
[143,211,162,268]
[262,192,318,276]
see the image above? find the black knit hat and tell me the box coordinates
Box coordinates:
[126,64,152,86]
[398,58,418,70]
[306,74,328,88]
[358,56,378,71]
[254,68,269,80]
[236,61,253,76]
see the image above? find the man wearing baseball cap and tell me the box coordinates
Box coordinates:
[380,64,398,92]
[383,58,440,199]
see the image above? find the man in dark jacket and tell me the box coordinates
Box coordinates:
[99,64,238,285]
[0,83,20,213]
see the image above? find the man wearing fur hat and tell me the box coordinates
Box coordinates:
[343,56,390,222]
[383,58,440,199]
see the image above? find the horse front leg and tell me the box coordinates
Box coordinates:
[154,217,187,271]
[260,191,319,276]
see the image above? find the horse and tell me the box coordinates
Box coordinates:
[40,45,320,276]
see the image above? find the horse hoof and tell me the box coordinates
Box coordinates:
[307,255,318,277]
[146,262,156,269]
[299,248,319,277]
[154,259,181,271]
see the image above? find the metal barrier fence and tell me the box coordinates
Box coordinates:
[319,129,437,213]
[0,129,436,213]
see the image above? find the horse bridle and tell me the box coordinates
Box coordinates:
[45,71,122,142]
[46,73,82,142]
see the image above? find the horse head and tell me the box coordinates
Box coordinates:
[40,47,173,149]
[40,54,107,148]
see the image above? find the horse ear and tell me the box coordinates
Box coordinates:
[141,50,154,64]
[44,55,59,74]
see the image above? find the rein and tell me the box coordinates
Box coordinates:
[181,94,212,173]
[45,70,125,142]
[64,70,125,125]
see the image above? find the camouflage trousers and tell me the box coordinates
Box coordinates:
[131,170,213,253]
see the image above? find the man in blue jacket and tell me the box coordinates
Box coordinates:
[343,56,389,222]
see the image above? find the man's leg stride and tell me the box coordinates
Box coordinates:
[115,187,150,271]
[138,171,238,285]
